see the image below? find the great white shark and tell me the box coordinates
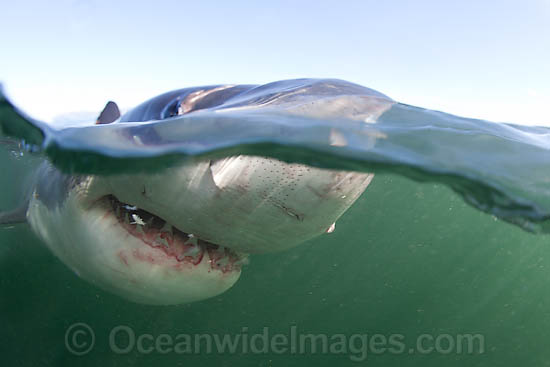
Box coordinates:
[0,79,395,305]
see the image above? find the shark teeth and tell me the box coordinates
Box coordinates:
[106,194,247,272]
[184,234,198,246]
[155,235,170,248]
[174,243,202,261]
[130,213,146,225]
[183,245,201,258]
[160,222,173,234]
[212,246,226,258]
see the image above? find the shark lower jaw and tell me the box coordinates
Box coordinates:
[28,190,248,305]
[103,194,247,274]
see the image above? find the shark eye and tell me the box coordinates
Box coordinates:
[162,99,181,119]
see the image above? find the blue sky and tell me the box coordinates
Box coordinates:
[1,0,549,125]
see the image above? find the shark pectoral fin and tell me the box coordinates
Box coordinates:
[0,202,28,226]
[96,101,121,125]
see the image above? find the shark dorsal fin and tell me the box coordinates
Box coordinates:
[96,101,121,125]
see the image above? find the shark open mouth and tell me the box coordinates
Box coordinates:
[104,195,247,273]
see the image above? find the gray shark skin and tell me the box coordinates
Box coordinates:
[2,79,395,305]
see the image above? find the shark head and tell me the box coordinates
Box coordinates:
[26,157,373,305]
[17,80,393,305]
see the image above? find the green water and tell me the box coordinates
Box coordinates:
[2,171,550,366]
